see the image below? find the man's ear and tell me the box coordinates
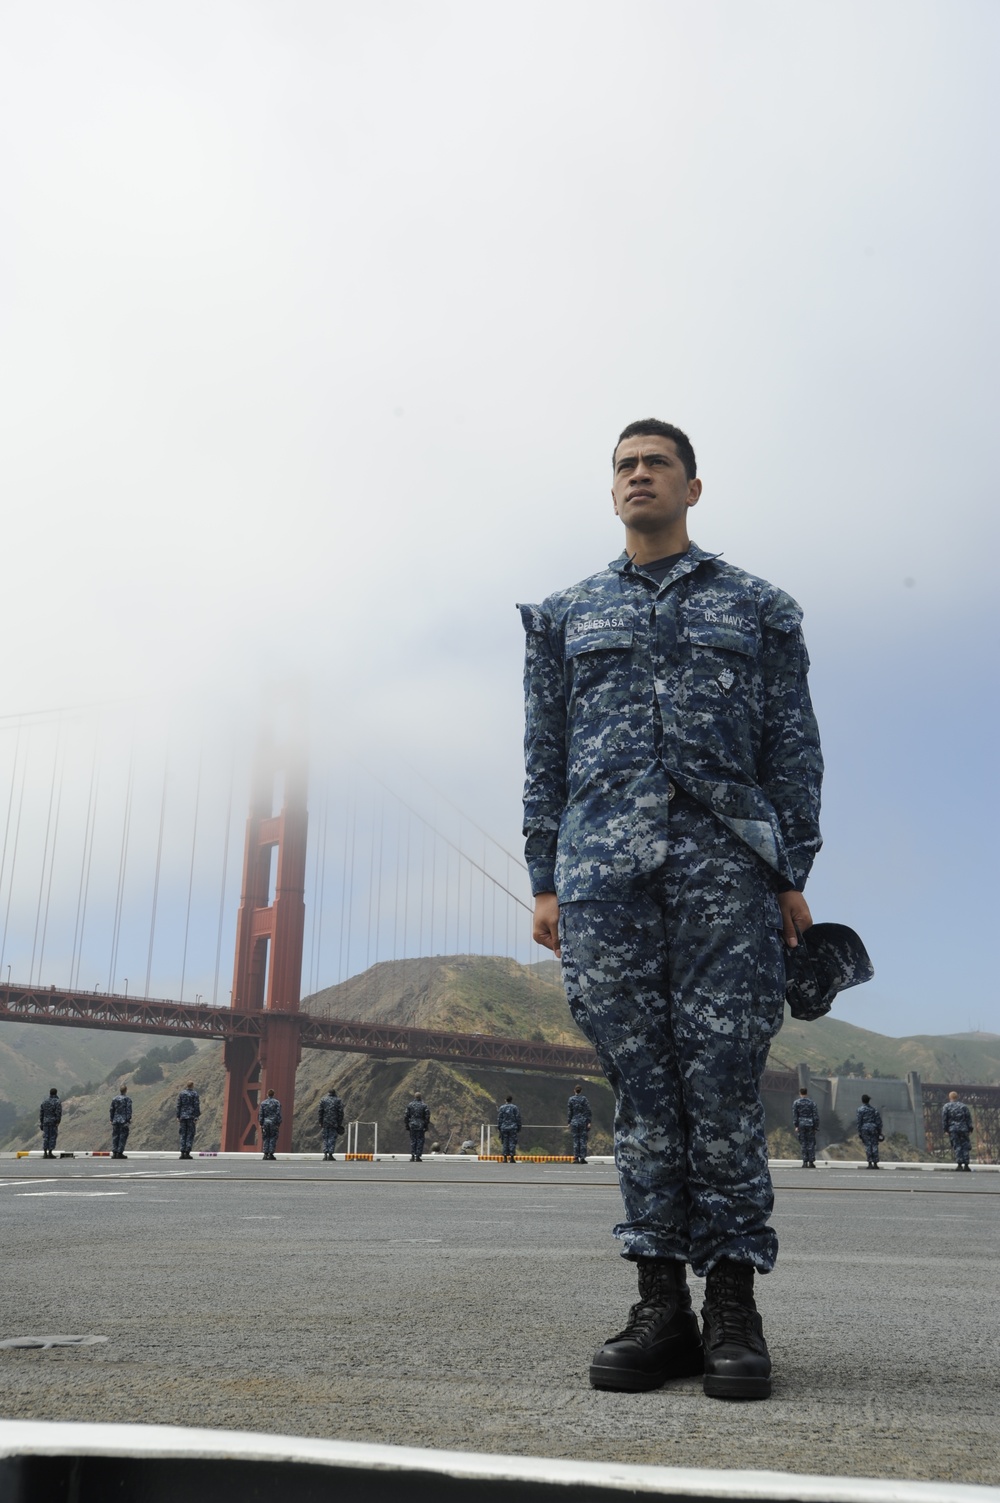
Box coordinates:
[687,478,703,508]
[612,487,621,517]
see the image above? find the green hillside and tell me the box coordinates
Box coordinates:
[0,1021,159,1121]
[771,1014,1000,1084]
[305,953,587,1046]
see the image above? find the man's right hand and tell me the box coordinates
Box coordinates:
[532,893,561,957]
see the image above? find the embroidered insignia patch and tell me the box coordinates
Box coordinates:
[717,668,736,692]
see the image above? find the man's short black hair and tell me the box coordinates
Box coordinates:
[861,1093,871,1104]
[613,419,697,481]
[505,1094,513,1102]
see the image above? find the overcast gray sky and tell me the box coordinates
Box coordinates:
[1,1,997,1037]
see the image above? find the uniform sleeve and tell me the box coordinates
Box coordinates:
[758,595,823,891]
[518,603,567,896]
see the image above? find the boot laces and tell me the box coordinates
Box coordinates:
[611,1295,675,1347]
[707,1299,760,1349]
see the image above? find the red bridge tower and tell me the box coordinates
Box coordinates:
[220,711,308,1153]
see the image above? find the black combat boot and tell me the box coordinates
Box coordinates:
[589,1258,704,1392]
[701,1260,771,1400]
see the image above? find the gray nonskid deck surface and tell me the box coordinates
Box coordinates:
[1,1159,996,1485]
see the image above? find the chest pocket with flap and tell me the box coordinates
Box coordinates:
[686,612,759,698]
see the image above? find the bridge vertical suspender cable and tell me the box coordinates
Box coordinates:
[312,788,330,996]
[212,746,236,1007]
[340,797,356,986]
[0,719,25,977]
[144,752,170,998]
[36,722,69,985]
[30,721,64,985]
[108,738,135,994]
[178,742,203,1003]
[69,732,100,990]
[374,796,384,971]
[307,784,322,995]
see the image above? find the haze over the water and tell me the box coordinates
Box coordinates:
[1,2,997,1037]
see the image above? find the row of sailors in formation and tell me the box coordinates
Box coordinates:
[33,1082,598,1163]
[792,1087,978,1169]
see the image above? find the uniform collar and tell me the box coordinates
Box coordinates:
[610,541,721,580]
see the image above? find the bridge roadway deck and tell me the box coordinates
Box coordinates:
[1,1157,996,1486]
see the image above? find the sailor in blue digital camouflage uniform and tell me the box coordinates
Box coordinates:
[109,1085,132,1158]
[519,419,823,1402]
[568,1083,592,1163]
[39,1088,62,1158]
[856,1095,883,1168]
[176,1081,201,1159]
[404,1094,431,1161]
[258,1089,282,1160]
[792,1086,819,1169]
[318,1086,345,1161]
[497,1095,522,1162]
[942,1092,974,1171]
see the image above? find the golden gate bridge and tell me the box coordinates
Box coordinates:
[0,695,599,1154]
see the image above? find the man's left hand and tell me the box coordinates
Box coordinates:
[778,891,812,947]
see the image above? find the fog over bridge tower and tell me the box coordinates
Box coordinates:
[221,701,308,1154]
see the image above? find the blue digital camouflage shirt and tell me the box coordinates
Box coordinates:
[318,1093,345,1132]
[109,1093,132,1125]
[39,1096,62,1127]
[497,1102,522,1132]
[567,1092,591,1124]
[792,1096,819,1130]
[176,1088,201,1121]
[942,1101,973,1135]
[518,543,823,900]
[258,1097,282,1128]
[405,1100,431,1131]
[856,1103,882,1135]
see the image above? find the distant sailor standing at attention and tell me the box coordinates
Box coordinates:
[856,1095,883,1169]
[792,1087,819,1169]
[109,1084,133,1159]
[39,1088,62,1159]
[318,1086,345,1161]
[942,1092,974,1171]
[519,418,823,1401]
[497,1095,522,1162]
[404,1093,431,1162]
[258,1089,282,1161]
[176,1081,201,1160]
[568,1084,592,1163]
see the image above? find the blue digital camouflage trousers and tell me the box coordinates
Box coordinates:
[111,1124,130,1155]
[859,1127,880,1164]
[261,1127,279,1155]
[178,1119,197,1153]
[409,1130,426,1158]
[322,1127,342,1155]
[42,1125,59,1153]
[797,1128,817,1161]
[949,1131,971,1166]
[571,1123,589,1158]
[558,793,785,1277]
[500,1129,519,1158]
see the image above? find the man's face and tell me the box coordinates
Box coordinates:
[611,434,701,533]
